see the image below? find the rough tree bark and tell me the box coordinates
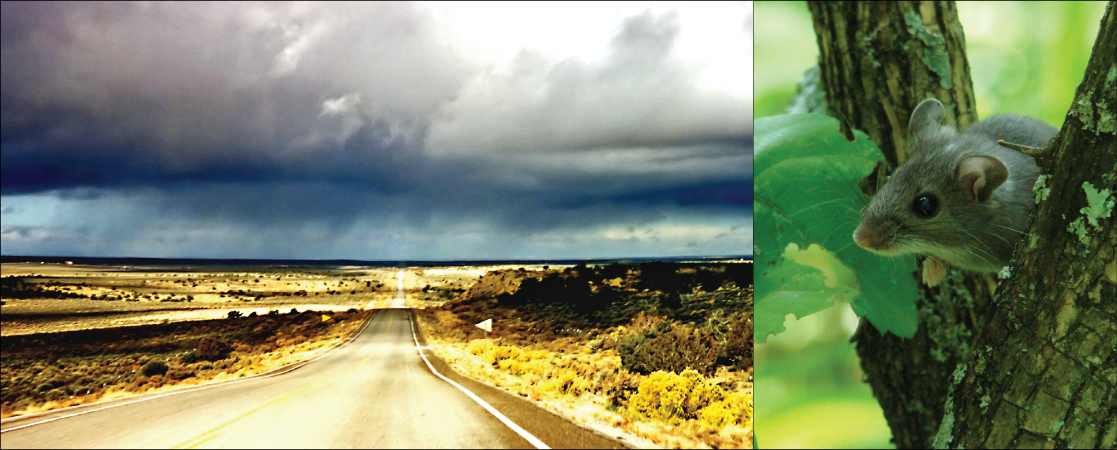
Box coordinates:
[806,1,1116,448]
[948,4,1116,448]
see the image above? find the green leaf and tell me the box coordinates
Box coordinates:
[754,114,919,343]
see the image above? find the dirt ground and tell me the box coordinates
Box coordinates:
[1,264,381,336]
[2,309,370,419]
[0,263,560,336]
[401,265,553,290]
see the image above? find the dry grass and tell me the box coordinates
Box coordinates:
[0,263,397,336]
[417,310,753,449]
[1,309,368,419]
[1,263,392,307]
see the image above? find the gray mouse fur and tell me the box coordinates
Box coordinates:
[853,98,1057,277]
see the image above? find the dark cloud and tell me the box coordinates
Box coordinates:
[1,2,751,259]
[2,2,467,190]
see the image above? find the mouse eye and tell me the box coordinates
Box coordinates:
[911,193,939,218]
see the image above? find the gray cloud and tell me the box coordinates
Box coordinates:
[1,2,752,259]
[425,11,750,157]
[3,3,467,176]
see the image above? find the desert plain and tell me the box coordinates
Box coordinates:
[0,262,526,336]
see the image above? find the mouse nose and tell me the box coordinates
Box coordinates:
[853,224,880,249]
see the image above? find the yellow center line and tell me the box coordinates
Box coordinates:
[174,355,371,449]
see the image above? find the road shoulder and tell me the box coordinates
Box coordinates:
[409,311,636,450]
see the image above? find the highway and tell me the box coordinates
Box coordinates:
[0,270,625,449]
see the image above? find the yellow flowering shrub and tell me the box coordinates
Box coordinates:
[492,345,521,361]
[629,371,691,422]
[629,369,727,424]
[698,391,753,427]
[686,376,725,417]
[467,339,492,356]
[539,370,586,396]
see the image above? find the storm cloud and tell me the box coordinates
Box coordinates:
[1,2,752,260]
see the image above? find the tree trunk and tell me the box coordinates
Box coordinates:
[948,3,1116,448]
[807,1,1116,448]
[809,1,975,168]
[809,2,988,447]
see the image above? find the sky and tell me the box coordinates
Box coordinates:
[1,2,752,261]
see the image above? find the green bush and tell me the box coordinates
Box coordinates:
[140,361,169,377]
[618,318,670,374]
[620,321,719,375]
[164,367,195,382]
[718,312,753,370]
[195,338,231,361]
[603,371,641,407]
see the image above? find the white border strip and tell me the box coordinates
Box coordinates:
[408,312,549,449]
[0,309,379,433]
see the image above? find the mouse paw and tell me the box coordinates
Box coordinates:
[923,256,947,286]
[984,273,999,296]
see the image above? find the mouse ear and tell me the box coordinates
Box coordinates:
[957,156,1008,203]
[909,99,946,136]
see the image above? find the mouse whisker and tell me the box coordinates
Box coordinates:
[982,229,1014,248]
[963,247,997,269]
[990,223,1028,236]
[793,198,851,216]
[959,228,993,252]
[958,229,999,266]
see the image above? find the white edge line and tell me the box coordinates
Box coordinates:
[0,309,380,433]
[408,312,550,450]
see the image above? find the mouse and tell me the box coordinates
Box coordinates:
[852,98,1057,287]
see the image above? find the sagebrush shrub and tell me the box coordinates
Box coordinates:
[718,312,753,370]
[603,371,640,406]
[617,320,664,373]
[195,338,230,361]
[620,321,719,375]
[140,361,168,377]
[165,367,194,382]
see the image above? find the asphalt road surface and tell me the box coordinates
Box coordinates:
[0,271,626,449]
